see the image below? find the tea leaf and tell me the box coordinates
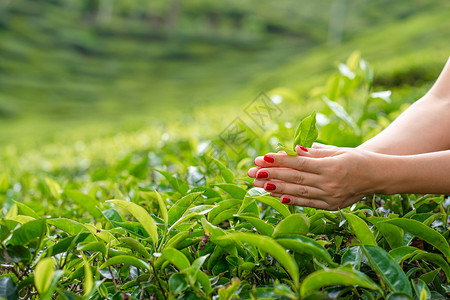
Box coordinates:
[273,214,309,236]
[253,195,291,218]
[65,190,101,218]
[99,255,150,271]
[107,199,158,246]
[275,234,335,266]
[34,257,55,296]
[362,245,412,296]
[237,216,274,236]
[167,192,204,225]
[293,112,318,149]
[218,233,299,286]
[384,218,450,260]
[300,267,380,297]
[343,212,377,246]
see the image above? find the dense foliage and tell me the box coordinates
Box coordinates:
[1,53,449,299]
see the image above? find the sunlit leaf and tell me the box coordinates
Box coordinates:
[107,199,158,246]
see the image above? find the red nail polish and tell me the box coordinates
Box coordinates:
[264,155,274,163]
[256,171,268,178]
[265,183,276,190]
[281,197,290,204]
[270,193,274,196]
[297,145,308,152]
[252,181,256,186]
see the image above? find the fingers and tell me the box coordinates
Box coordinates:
[295,144,339,158]
[312,142,337,149]
[254,153,322,173]
[280,194,330,210]
[254,180,326,199]
[254,167,322,188]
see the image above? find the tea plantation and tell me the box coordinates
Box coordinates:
[1,1,450,299]
[1,51,450,299]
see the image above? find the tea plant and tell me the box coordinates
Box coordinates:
[0,54,449,300]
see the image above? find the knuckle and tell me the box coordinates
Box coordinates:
[297,186,309,198]
[295,157,305,170]
[293,172,304,184]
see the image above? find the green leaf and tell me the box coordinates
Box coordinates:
[253,195,291,218]
[273,213,309,237]
[99,255,150,271]
[293,112,318,149]
[7,219,46,246]
[218,278,240,300]
[218,233,299,286]
[0,245,31,263]
[157,248,191,271]
[155,169,189,195]
[77,241,107,256]
[366,216,403,249]
[34,257,55,296]
[47,218,88,235]
[13,201,39,219]
[384,218,450,260]
[321,96,359,133]
[214,184,247,200]
[65,190,101,218]
[107,199,158,246]
[170,205,214,230]
[362,245,412,296]
[119,237,151,259]
[237,216,274,236]
[410,252,450,281]
[153,188,168,225]
[196,271,212,295]
[189,254,209,284]
[83,260,93,297]
[275,234,335,266]
[389,246,417,264]
[45,177,61,199]
[419,268,441,284]
[169,273,188,295]
[0,173,9,193]
[300,267,380,297]
[211,157,236,184]
[343,212,377,246]
[0,277,18,300]
[211,208,238,226]
[208,199,241,222]
[167,192,204,225]
[275,143,298,156]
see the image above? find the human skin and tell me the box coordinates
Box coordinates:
[248,56,450,210]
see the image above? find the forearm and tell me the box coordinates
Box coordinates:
[358,57,450,155]
[374,150,450,195]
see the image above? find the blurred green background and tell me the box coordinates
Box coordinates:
[1,0,449,147]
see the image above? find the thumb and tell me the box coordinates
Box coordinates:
[295,144,338,158]
[312,142,337,150]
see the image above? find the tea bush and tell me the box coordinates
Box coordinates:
[0,54,449,299]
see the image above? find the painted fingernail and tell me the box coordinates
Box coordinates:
[265,183,276,190]
[252,181,256,186]
[297,144,308,152]
[281,197,290,204]
[254,159,258,166]
[270,193,274,196]
[256,171,268,178]
[264,155,274,163]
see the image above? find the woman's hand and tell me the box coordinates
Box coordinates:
[248,145,387,210]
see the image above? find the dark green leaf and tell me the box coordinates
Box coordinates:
[384,218,450,260]
[362,245,412,296]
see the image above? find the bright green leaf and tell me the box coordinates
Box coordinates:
[107,199,158,246]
